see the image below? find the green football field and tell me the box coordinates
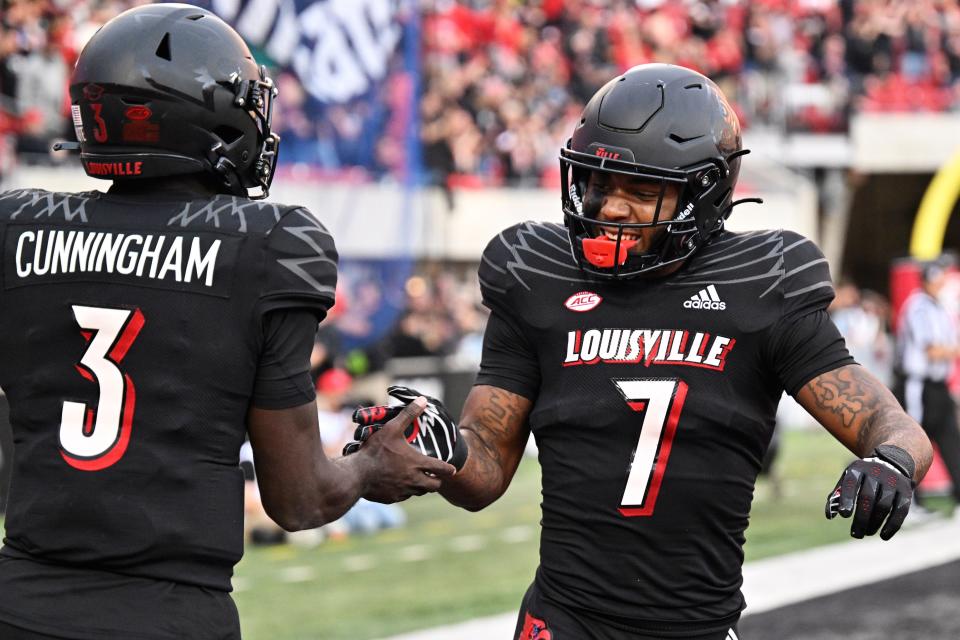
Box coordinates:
[0,429,941,639]
[231,429,859,640]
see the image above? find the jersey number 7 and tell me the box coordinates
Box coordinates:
[614,378,688,517]
[60,305,145,471]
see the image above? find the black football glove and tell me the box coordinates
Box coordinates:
[825,444,916,540]
[342,386,469,470]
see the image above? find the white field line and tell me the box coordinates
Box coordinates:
[499,525,534,544]
[398,544,431,562]
[449,535,487,552]
[278,565,316,583]
[343,554,377,572]
[379,517,960,640]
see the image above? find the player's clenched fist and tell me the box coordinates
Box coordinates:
[825,444,916,540]
[352,396,456,503]
[343,386,469,470]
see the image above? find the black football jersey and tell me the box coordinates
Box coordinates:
[476,222,853,629]
[0,188,336,591]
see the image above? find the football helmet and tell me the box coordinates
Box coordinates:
[63,4,279,198]
[560,63,755,278]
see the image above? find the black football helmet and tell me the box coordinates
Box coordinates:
[560,63,756,278]
[62,3,279,198]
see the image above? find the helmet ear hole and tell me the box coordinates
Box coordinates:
[213,125,243,145]
[156,33,172,61]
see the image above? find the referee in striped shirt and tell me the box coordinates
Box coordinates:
[895,260,960,507]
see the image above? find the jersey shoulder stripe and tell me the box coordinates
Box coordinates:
[0,189,96,224]
[0,190,301,237]
[258,206,338,319]
[779,230,833,301]
[165,194,293,235]
[674,229,782,293]
[679,229,833,304]
[478,221,582,300]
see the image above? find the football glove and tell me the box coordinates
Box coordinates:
[825,444,916,540]
[342,386,469,470]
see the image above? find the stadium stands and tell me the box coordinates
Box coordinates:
[3,1,960,183]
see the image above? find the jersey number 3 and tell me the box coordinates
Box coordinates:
[614,378,688,517]
[60,305,145,471]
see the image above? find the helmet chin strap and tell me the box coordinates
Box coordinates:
[206,142,248,197]
[581,236,638,268]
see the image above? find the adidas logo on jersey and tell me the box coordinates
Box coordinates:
[684,285,726,310]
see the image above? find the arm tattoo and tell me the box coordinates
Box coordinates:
[443,387,531,509]
[806,366,864,430]
[804,365,933,481]
[467,399,502,460]
[462,387,526,472]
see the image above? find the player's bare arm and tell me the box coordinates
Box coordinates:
[248,398,455,531]
[439,385,533,511]
[797,363,933,483]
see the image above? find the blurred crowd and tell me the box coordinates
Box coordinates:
[830,279,895,386]
[422,0,960,187]
[238,265,488,546]
[385,268,487,362]
[314,265,488,385]
[829,271,960,511]
[5,1,960,183]
[0,0,145,173]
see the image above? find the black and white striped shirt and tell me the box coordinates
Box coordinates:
[897,290,957,382]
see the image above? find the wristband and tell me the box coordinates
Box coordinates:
[872,444,916,486]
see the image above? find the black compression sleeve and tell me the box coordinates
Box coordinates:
[251,310,318,410]
[475,310,540,400]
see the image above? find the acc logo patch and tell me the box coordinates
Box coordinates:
[564,291,602,312]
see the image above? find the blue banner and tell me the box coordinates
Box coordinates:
[198,0,416,175]
[193,0,421,350]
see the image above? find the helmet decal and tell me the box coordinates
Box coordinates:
[714,92,741,156]
[568,180,584,215]
[124,106,152,121]
[83,84,105,102]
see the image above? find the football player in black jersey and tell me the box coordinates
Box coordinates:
[0,5,454,639]
[349,64,933,639]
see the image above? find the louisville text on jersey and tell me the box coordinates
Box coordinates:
[563,328,735,371]
[12,229,221,286]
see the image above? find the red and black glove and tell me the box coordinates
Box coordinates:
[825,444,916,540]
[342,386,468,470]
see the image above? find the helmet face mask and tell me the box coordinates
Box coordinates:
[251,72,280,195]
[560,63,746,279]
[67,4,280,199]
[206,64,280,197]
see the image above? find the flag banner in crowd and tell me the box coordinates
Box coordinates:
[193,0,417,176]
[207,0,403,104]
[193,0,422,344]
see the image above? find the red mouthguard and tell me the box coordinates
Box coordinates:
[582,236,638,268]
